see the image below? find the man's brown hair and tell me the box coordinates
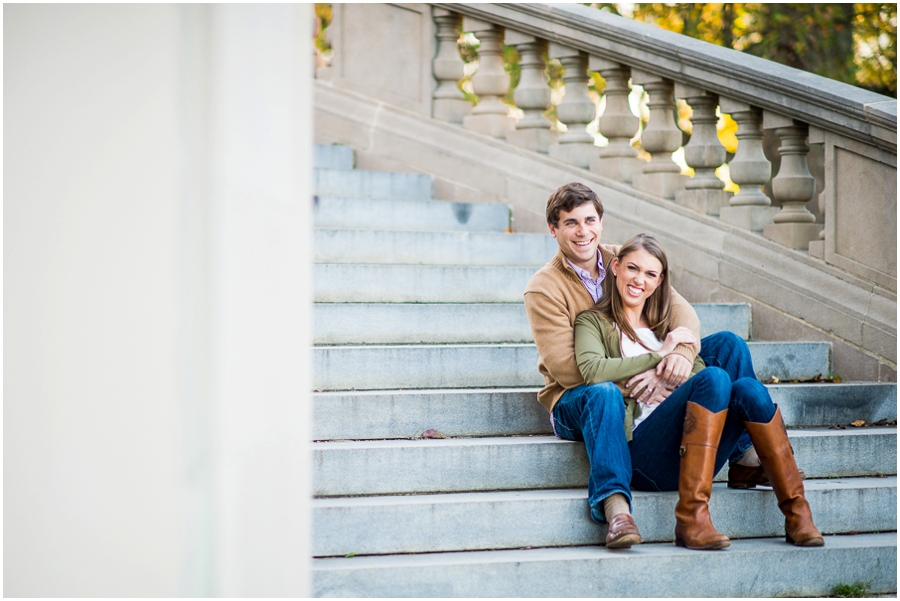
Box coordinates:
[545,182,604,227]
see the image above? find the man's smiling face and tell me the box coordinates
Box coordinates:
[548,203,603,273]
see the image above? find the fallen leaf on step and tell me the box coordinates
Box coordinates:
[850,420,866,427]
[873,419,889,426]
[829,424,846,430]
[763,373,844,385]
[422,429,447,439]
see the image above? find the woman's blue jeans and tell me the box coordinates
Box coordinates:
[629,366,775,491]
[552,331,775,521]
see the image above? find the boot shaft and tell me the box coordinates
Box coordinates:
[674,401,730,550]
[743,405,824,546]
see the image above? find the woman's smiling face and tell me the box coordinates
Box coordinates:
[612,247,664,310]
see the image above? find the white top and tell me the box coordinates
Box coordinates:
[620,327,663,430]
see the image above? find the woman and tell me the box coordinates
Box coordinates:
[574,233,823,550]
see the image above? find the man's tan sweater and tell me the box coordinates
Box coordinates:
[523,245,701,413]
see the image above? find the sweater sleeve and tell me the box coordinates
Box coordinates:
[523,290,585,390]
[668,287,701,363]
[574,313,662,385]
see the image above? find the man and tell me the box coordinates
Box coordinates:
[523,182,763,548]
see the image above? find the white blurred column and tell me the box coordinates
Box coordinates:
[4,4,312,596]
[196,4,313,596]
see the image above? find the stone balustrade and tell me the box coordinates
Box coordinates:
[317,2,896,292]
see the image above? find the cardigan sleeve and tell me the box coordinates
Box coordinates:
[574,312,663,385]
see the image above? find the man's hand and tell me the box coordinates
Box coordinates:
[626,369,672,406]
[656,353,692,388]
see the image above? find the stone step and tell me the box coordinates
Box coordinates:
[313,477,896,557]
[315,168,433,200]
[313,302,750,345]
[312,383,898,441]
[315,143,355,170]
[313,264,532,303]
[314,303,530,345]
[314,228,556,265]
[314,196,509,232]
[313,428,896,497]
[312,532,897,597]
[313,342,831,391]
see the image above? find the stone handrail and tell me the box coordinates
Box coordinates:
[318,3,897,293]
[448,3,896,152]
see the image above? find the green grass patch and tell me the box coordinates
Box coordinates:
[831,581,872,597]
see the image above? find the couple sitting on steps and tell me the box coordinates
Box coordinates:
[523,182,824,550]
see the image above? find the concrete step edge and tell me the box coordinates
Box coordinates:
[312,383,897,440]
[312,477,897,556]
[311,532,897,598]
[313,342,832,390]
[314,144,355,170]
[313,197,511,232]
[314,169,434,200]
[312,302,753,344]
[313,428,894,450]
[313,429,897,496]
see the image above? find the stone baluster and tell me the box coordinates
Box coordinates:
[674,84,731,215]
[631,70,685,199]
[588,57,641,183]
[807,126,828,259]
[718,98,778,232]
[762,112,823,249]
[547,43,598,168]
[432,8,469,124]
[461,17,513,138]
[807,188,827,259]
[504,30,555,153]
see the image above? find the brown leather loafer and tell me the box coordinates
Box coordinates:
[728,463,806,489]
[606,513,643,549]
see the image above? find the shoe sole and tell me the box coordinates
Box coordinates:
[727,481,763,489]
[606,533,643,549]
[787,534,825,546]
[675,537,731,550]
[727,470,805,489]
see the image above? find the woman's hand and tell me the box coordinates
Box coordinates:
[658,326,697,357]
[626,369,672,406]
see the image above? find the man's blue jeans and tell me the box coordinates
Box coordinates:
[551,380,632,524]
[551,331,773,521]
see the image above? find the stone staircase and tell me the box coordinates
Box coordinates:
[311,144,897,597]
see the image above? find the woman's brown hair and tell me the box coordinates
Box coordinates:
[594,233,672,349]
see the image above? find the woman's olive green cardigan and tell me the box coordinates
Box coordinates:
[573,309,705,441]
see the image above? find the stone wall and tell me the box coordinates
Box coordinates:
[315,80,896,382]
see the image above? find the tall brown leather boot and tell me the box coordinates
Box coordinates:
[674,401,731,550]
[743,405,824,546]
